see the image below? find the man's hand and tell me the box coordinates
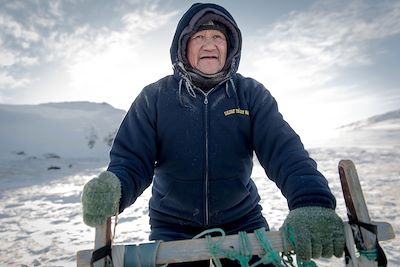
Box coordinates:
[280,206,345,261]
[81,171,121,227]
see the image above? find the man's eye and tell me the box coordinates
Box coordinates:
[213,35,226,42]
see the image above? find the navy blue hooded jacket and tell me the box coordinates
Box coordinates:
[107,3,336,228]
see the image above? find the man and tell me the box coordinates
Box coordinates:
[82,3,344,266]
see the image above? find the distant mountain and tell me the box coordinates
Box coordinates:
[0,101,126,159]
[325,109,400,148]
[339,109,400,130]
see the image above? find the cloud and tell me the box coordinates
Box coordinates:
[0,50,16,67]
[0,13,41,43]
[0,72,33,91]
[0,49,38,67]
[247,0,400,94]
[240,0,400,141]
[39,3,178,108]
[0,0,177,105]
[0,6,45,93]
[47,0,63,18]
[44,5,177,64]
[122,6,177,33]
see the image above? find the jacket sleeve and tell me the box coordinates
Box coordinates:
[248,79,336,210]
[107,85,158,212]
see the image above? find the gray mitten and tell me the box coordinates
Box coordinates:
[280,206,345,261]
[81,171,121,227]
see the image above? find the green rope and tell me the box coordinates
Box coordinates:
[281,226,318,267]
[192,227,322,267]
[252,228,285,267]
[238,231,253,266]
[193,228,226,267]
[193,228,291,267]
[193,228,255,267]
[359,249,378,261]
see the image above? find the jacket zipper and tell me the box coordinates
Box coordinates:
[186,79,231,226]
[203,94,209,226]
[195,86,219,226]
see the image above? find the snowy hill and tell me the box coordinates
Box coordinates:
[339,109,400,130]
[0,102,126,159]
[324,109,400,148]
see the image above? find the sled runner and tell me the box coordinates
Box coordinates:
[76,160,395,267]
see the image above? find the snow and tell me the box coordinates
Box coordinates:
[0,103,398,267]
[0,102,125,159]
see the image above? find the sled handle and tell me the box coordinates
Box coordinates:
[93,217,112,267]
[339,160,377,250]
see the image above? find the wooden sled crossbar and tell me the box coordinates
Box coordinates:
[78,230,286,266]
[77,160,395,267]
[77,223,394,267]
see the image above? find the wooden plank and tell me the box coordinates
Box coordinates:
[338,160,377,251]
[372,221,395,241]
[337,160,396,267]
[94,217,111,267]
[77,218,112,267]
[77,249,92,267]
[78,222,396,267]
[343,222,359,267]
[154,230,287,264]
[79,230,288,266]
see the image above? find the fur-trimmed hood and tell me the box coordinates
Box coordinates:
[170,3,242,76]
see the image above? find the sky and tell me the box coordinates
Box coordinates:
[1,0,399,146]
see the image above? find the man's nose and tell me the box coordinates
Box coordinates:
[202,37,218,48]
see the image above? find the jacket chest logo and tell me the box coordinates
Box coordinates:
[224,108,250,116]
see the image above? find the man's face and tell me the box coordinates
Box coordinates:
[187,29,227,75]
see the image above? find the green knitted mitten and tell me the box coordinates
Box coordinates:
[280,206,345,261]
[81,171,121,227]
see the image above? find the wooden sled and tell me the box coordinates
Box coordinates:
[77,160,395,266]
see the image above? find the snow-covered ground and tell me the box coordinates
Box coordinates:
[0,103,398,266]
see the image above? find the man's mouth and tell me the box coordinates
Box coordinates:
[200,56,218,60]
